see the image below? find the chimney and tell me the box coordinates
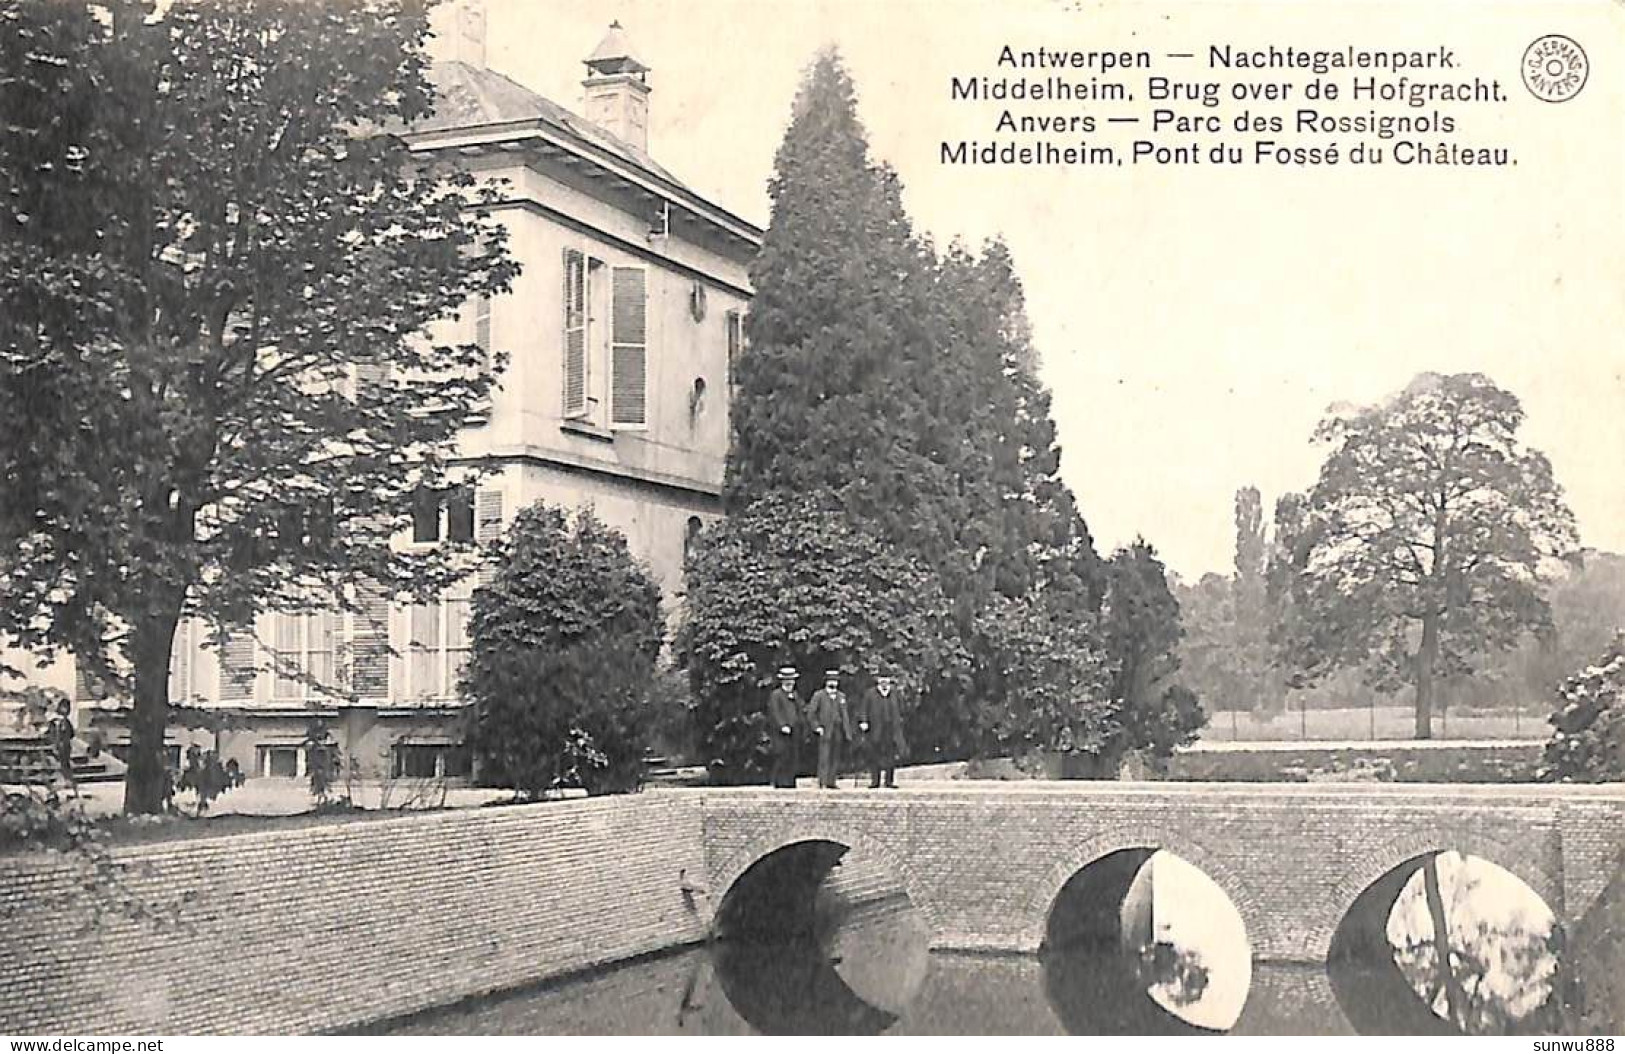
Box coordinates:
[429,0,488,67]
[583,21,651,153]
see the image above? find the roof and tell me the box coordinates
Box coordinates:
[415,59,683,187]
[585,21,649,75]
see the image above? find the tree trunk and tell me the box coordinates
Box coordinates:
[1422,853,1469,1030]
[125,609,180,815]
[1414,611,1439,740]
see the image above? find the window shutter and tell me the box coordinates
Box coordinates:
[475,488,503,543]
[353,584,391,701]
[725,310,743,396]
[220,628,257,702]
[610,266,647,426]
[169,621,192,704]
[562,249,587,417]
[474,294,492,361]
[475,488,504,589]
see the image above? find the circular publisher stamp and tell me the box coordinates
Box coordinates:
[1522,35,1589,102]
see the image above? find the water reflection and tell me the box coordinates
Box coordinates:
[365,851,1621,1036]
[710,896,930,1034]
[368,941,1622,1036]
[705,840,933,1034]
[1043,848,1250,1031]
[1328,850,1576,1035]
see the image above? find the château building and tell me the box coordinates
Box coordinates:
[8,7,760,783]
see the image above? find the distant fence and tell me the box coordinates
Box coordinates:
[1197,704,1551,743]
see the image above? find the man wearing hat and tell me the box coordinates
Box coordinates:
[854,673,908,789]
[766,666,802,789]
[803,669,854,789]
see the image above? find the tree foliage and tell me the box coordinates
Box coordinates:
[1175,486,1288,719]
[1101,540,1205,763]
[1538,634,1624,783]
[0,0,515,812]
[724,51,953,559]
[1278,373,1578,738]
[679,493,965,783]
[1172,571,1245,714]
[690,50,1124,776]
[1230,485,1281,711]
[969,591,1115,758]
[463,504,662,797]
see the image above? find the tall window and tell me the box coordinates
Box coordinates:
[404,585,472,701]
[610,266,647,427]
[270,613,337,702]
[684,515,703,561]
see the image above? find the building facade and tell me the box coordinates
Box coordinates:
[10,13,760,785]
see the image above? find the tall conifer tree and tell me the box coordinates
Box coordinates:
[692,50,1172,771]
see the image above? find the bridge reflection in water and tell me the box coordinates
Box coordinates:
[373,840,1621,1036]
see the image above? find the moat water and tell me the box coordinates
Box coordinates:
[370,850,1620,1036]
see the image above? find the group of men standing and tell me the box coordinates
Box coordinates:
[766,666,908,790]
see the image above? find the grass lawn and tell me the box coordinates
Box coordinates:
[89,804,451,849]
[1198,705,1551,743]
[2,778,533,855]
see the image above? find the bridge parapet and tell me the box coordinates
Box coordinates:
[689,782,1625,964]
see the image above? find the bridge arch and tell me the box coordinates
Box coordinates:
[1017,825,1271,956]
[709,824,940,941]
[1306,825,1561,963]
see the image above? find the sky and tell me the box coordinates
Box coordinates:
[472,0,1625,580]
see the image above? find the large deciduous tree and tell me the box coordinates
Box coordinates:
[1280,373,1577,738]
[0,0,514,812]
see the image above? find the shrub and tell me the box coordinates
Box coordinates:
[463,503,662,797]
[970,591,1116,760]
[1540,634,1624,782]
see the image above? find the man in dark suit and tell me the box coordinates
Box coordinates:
[803,669,853,789]
[766,666,801,789]
[854,673,908,788]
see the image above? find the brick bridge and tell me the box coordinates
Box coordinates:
[690,781,1625,963]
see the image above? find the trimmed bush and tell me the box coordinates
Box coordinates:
[463,504,662,797]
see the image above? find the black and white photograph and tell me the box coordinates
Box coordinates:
[1,0,1622,1040]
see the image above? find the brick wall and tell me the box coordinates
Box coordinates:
[3,782,1621,1034]
[0,795,707,1035]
